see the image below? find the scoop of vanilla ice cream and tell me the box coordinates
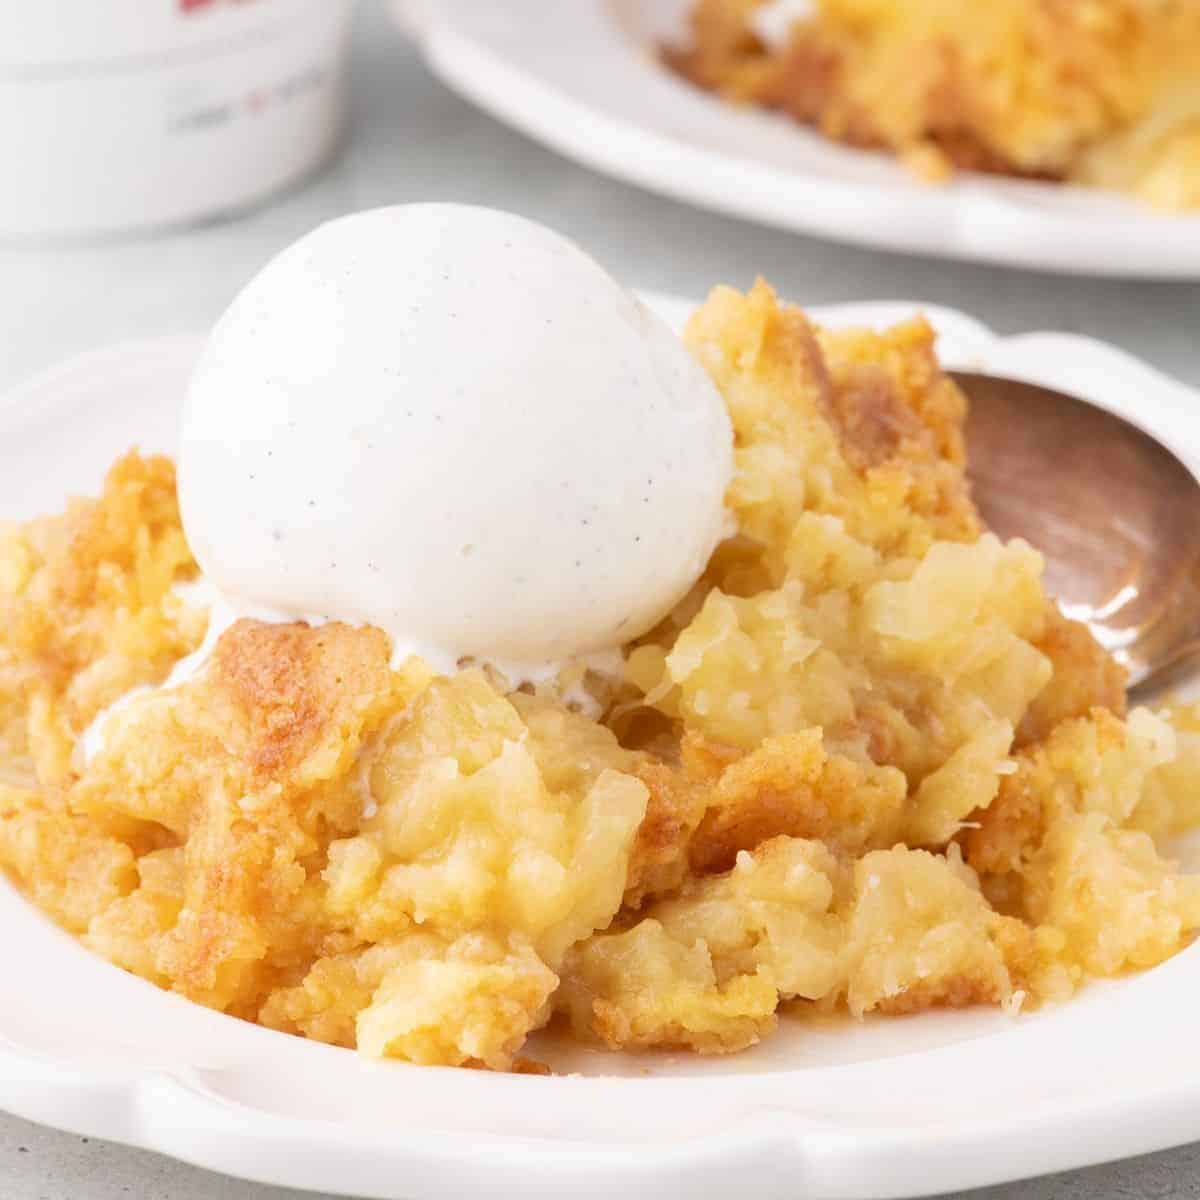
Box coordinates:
[178,204,733,676]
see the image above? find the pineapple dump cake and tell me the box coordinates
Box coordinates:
[665,0,1200,210]
[3,210,1200,1073]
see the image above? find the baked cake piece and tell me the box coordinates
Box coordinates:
[666,0,1200,208]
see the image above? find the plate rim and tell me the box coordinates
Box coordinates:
[2,293,1200,1200]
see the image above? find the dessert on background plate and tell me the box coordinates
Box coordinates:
[2,204,1200,1074]
[666,0,1200,210]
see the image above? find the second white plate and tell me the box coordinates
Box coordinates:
[400,0,1200,278]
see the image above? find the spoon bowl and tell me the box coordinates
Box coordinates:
[953,371,1200,703]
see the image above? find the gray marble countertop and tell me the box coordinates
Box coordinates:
[2,3,1198,1198]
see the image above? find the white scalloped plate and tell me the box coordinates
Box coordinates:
[2,294,1200,1200]
[397,0,1200,279]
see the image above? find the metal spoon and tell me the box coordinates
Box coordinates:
[952,371,1200,704]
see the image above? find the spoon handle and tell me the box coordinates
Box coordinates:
[1127,556,1200,704]
[1128,638,1200,707]
[1123,544,1200,706]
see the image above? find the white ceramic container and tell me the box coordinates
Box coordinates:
[0,0,354,238]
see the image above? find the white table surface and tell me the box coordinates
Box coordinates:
[2,3,1199,1198]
